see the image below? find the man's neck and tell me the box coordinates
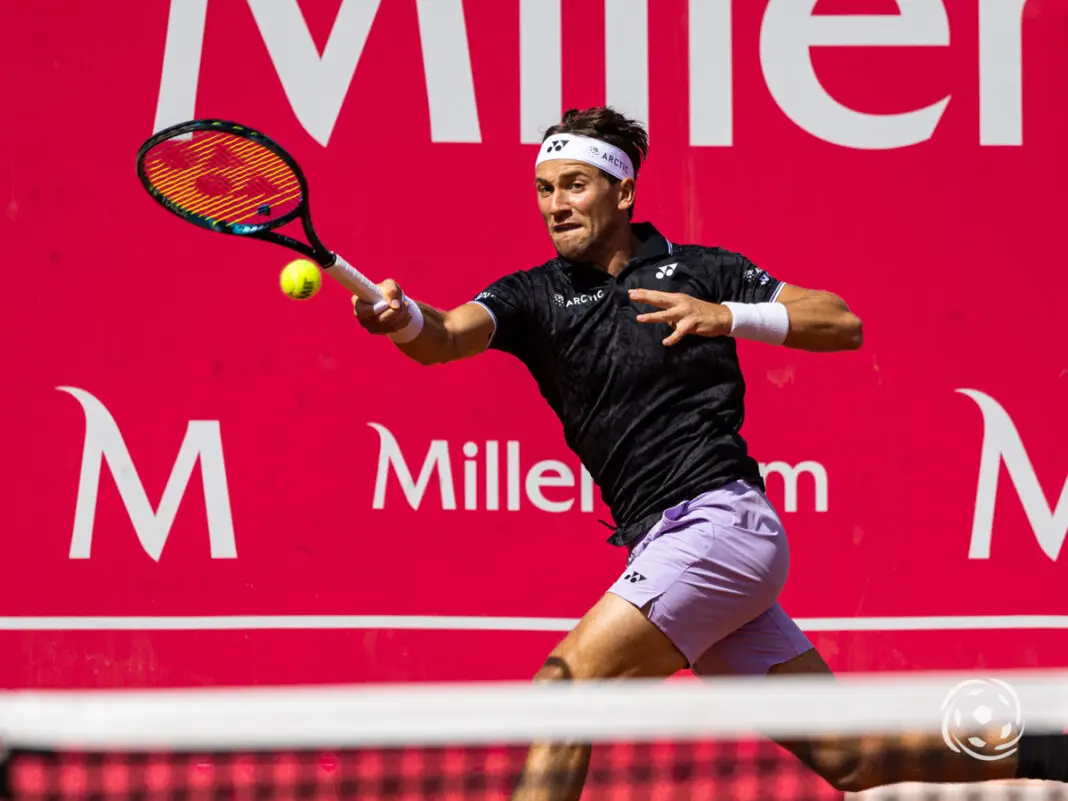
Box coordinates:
[589,224,640,277]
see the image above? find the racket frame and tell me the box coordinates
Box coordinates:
[136,119,401,311]
[136,119,338,269]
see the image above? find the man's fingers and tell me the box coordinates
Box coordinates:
[662,318,693,346]
[635,308,679,324]
[355,297,399,318]
[353,298,386,319]
[353,297,373,318]
[628,288,679,308]
[352,282,411,333]
[662,329,685,346]
[377,306,410,328]
[380,279,405,309]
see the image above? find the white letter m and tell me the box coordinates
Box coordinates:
[958,389,1068,561]
[60,386,237,561]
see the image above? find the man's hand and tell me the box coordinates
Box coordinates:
[349,281,498,366]
[629,288,732,346]
[353,279,412,336]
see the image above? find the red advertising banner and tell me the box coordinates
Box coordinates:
[1,0,1065,689]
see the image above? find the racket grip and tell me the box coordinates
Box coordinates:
[326,253,384,303]
[328,252,424,343]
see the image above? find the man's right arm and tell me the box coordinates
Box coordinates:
[352,279,497,366]
[396,300,497,365]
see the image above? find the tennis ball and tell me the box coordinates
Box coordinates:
[280,259,322,300]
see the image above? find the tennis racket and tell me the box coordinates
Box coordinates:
[136,119,398,315]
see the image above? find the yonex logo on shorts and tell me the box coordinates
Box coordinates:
[622,571,646,583]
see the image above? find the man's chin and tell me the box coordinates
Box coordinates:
[553,236,591,262]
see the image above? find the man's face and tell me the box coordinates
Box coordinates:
[535,161,633,262]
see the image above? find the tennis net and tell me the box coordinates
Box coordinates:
[0,670,1065,800]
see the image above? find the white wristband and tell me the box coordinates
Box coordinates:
[388,300,425,344]
[722,301,790,345]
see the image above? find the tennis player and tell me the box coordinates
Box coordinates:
[353,107,1066,798]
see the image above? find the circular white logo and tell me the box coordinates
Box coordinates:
[940,679,1024,761]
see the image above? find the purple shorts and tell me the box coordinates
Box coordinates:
[607,480,812,676]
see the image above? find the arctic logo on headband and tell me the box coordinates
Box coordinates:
[536,134,635,181]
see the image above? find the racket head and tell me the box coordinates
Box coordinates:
[136,120,308,237]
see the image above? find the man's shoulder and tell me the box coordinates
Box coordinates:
[479,259,561,290]
[672,243,767,280]
[472,259,560,305]
[514,258,564,280]
[673,243,745,264]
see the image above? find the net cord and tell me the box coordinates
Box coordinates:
[0,670,1064,751]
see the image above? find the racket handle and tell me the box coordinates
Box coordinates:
[327,252,424,343]
[326,253,385,302]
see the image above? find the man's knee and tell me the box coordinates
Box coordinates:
[813,750,871,793]
[786,734,970,793]
[533,655,576,683]
[532,593,687,682]
[778,736,872,793]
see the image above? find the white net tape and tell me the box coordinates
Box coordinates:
[0,670,1064,800]
[0,670,1064,750]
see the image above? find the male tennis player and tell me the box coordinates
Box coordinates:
[353,107,1066,798]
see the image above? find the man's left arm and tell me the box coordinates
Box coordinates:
[630,251,863,352]
[767,283,864,352]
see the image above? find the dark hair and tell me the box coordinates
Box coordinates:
[542,106,649,182]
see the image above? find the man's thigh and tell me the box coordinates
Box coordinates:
[608,481,797,667]
[695,622,867,790]
[690,602,814,677]
[537,592,688,681]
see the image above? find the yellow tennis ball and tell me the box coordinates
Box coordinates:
[280,259,322,300]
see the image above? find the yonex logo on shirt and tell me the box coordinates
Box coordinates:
[623,571,646,583]
[656,263,678,279]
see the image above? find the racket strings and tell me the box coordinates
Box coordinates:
[142,132,303,226]
[158,139,298,221]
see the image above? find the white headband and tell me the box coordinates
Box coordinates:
[535,134,635,181]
